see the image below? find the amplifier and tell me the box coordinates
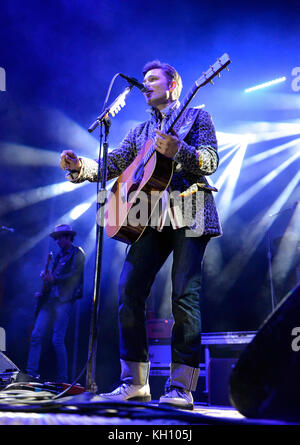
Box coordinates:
[208,358,238,406]
[149,341,171,370]
[148,331,255,406]
[147,319,173,339]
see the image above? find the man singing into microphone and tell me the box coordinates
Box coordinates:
[60,60,221,409]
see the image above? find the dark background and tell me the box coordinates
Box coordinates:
[0,0,299,391]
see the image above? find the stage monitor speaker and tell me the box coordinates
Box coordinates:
[0,351,19,373]
[229,284,300,422]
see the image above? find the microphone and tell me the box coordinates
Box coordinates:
[119,73,149,93]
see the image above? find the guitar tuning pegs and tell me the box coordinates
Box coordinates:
[209,80,214,85]
[218,73,221,78]
[225,67,230,71]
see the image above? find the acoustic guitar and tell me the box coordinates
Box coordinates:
[105,53,231,244]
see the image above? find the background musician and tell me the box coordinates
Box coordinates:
[26,224,85,383]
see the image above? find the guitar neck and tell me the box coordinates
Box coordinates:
[144,83,200,164]
[44,252,53,274]
[165,82,199,134]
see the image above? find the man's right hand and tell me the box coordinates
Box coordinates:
[60,150,81,171]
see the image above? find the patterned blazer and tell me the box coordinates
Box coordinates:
[69,104,222,238]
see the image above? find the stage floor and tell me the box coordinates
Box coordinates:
[0,397,297,427]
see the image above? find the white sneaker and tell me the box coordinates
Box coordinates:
[159,386,194,410]
[98,382,151,402]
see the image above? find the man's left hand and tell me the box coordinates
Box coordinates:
[154,129,180,159]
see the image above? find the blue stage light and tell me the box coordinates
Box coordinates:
[70,199,95,220]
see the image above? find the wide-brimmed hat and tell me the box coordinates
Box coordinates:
[50,224,77,239]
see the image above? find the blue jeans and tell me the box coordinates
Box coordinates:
[118,226,210,368]
[26,299,73,382]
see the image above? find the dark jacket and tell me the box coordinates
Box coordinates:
[51,245,85,303]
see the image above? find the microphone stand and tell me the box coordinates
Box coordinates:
[266,202,299,315]
[85,82,133,392]
[85,117,110,392]
[266,230,276,313]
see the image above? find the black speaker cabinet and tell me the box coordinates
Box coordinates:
[208,358,238,406]
[229,284,300,422]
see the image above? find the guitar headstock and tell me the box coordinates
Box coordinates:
[195,53,231,88]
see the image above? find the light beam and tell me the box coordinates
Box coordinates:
[244,76,286,93]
